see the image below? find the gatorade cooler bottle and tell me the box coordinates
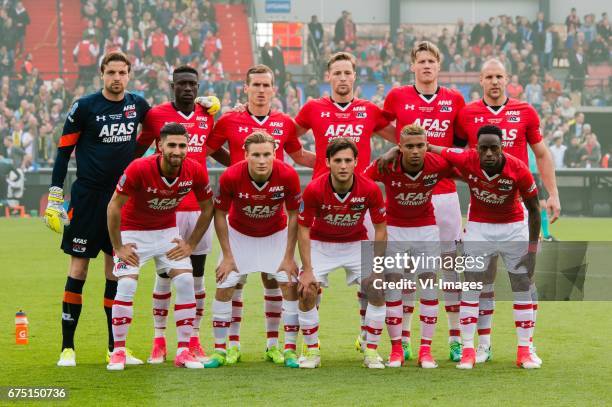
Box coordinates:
[15,310,28,345]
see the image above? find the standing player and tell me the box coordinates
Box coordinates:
[205,64,315,364]
[380,41,466,362]
[428,125,541,369]
[364,124,455,368]
[45,52,150,367]
[206,132,302,369]
[135,65,225,363]
[456,58,559,363]
[293,51,395,352]
[297,138,388,369]
[106,122,214,370]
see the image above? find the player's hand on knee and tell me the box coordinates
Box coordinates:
[298,268,316,297]
[43,186,70,233]
[216,258,237,283]
[116,243,139,267]
[195,96,221,115]
[515,252,536,279]
[278,257,298,281]
[166,238,192,261]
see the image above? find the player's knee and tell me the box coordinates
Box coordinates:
[509,273,531,293]
[261,273,279,288]
[279,282,298,301]
[190,254,206,278]
[69,258,89,279]
[117,277,138,302]
[172,272,194,290]
[215,287,234,302]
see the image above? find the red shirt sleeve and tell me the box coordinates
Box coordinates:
[516,163,539,200]
[440,147,470,169]
[282,120,302,155]
[368,182,386,224]
[116,161,140,195]
[525,105,543,145]
[284,167,302,211]
[294,101,312,130]
[297,183,317,227]
[363,161,383,183]
[193,163,213,202]
[213,170,233,211]
[137,112,158,147]
[382,88,397,121]
[372,104,391,132]
[206,114,229,151]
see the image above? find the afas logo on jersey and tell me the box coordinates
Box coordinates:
[324,124,364,137]
[269,121,284,127]
[353,106,366,111]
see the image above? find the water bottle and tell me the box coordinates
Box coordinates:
[15,310,28,345]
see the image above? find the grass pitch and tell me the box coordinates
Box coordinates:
[2,217,611,406]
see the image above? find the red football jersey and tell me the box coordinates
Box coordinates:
[294,97,390,179]
[136,102,214,211]
[206,110,302,164]
[456,98,542,165]
[383,85,465,194]
[116,155,213,231]
[214,159,301,237]
[298,173,386,242]
[440,148,538,223]
[364,152,453,227]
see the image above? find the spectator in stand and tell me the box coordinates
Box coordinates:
[543,72,562,103]
[173,25,193,63]
[564,137,582,168]
[127,30,145,63]
[568,45,588,92]
[566,8,581,31]
[470,20,493,46]
[12,1,29,56]
[561,98,578,121]
[308,15,324,62]
[104,28,124,54]
[465,55,480,72]
[601,146,611,168]
[1,135,24,169]
[524,74,543,108]
[199,0,217,33]
[506,74,524,98]
[588,34,608,64]
[580,13,597,43]
[304,77,320,100]
[334,10,356,49]
[148,26,169,59]
[549,133,567,169]
[2,18,19,62]
[579,133,602,167]
[73,33,99,88]
[156,1,174,30]
[202,30,221,61]
[449,54,465,72]
[597,12,610,38]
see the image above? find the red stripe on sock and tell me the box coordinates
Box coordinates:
[232,301,243,307]
[386,300,403,307]
[365,326,383,335]
[385,317,402,325]
[114,341,126,348]
[264,295,283,301]
[480,291,495,299]
[419,315,438,323]
[533,304,538,311]
[153,292,171,300]
[212,321,230,328]
[359,310,366,316]
[228,335,240,342]
[479,309,494,315]
[113,300,133,306]
[177,341,189,348]
[421,339,432,346]
[445,305,460,313]
[175,302,196,311]
[357,291,365,299]
[284,344,297,350]
[215,343,227,350]
[195,293,206,299]
[420,299,439,306]
[266,332,279,338]
[301,326,319,335]
[403,306,414,313]
[231,317,241,322]
[112,317,132,325]
[513,303,533,310]
[460,317,478,325]
[515,320,535,328]
[478,328,491,335]
[176,318,194,327]
[460,301,479,307]
[284,325,299,332]
[402,330,411,337]
[153,309,168,316]
[366,343,378,349]
[265,312,281,318]
[449,329,461,337]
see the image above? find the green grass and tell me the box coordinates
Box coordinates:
[1,217,611,406]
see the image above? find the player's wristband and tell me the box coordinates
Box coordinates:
[528,242,539,253]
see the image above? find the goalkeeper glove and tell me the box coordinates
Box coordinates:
[43,186,70,233]
[195,95,221,115]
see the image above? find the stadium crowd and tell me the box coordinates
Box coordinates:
[0,2,610,183]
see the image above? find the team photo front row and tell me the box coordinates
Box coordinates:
[87,123,541,371]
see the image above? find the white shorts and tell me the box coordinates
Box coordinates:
[386,225,441,274]
[176,211,214,255]
[432,192,462,253]
[310,240,364,288]
[462,221,529,274]
[216,225,291,289]
[113,227,192,277]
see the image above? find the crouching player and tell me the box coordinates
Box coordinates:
[207,132,302,368]
[428,125,541,369]
[365,124,455,368]
[106,123,214,370]
[297,138,388,369]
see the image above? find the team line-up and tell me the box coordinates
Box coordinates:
[44,41,560,371]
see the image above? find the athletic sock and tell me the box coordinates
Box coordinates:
[477,284,495,348]
[173,273,196,351]
[282,299,299,351]
[364,303,385,350]
[212,299,232,352]
[419,298,439,347]
[152,274,172,339]
[299,306,319,348]
[61,276,85,350]
[193,276,206,337]
[264,288,283,348]
[540,208,550,238]
[228,288,243,348]
[103,279,117,351]
[112,278,137,351]
[401,288,415,344]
